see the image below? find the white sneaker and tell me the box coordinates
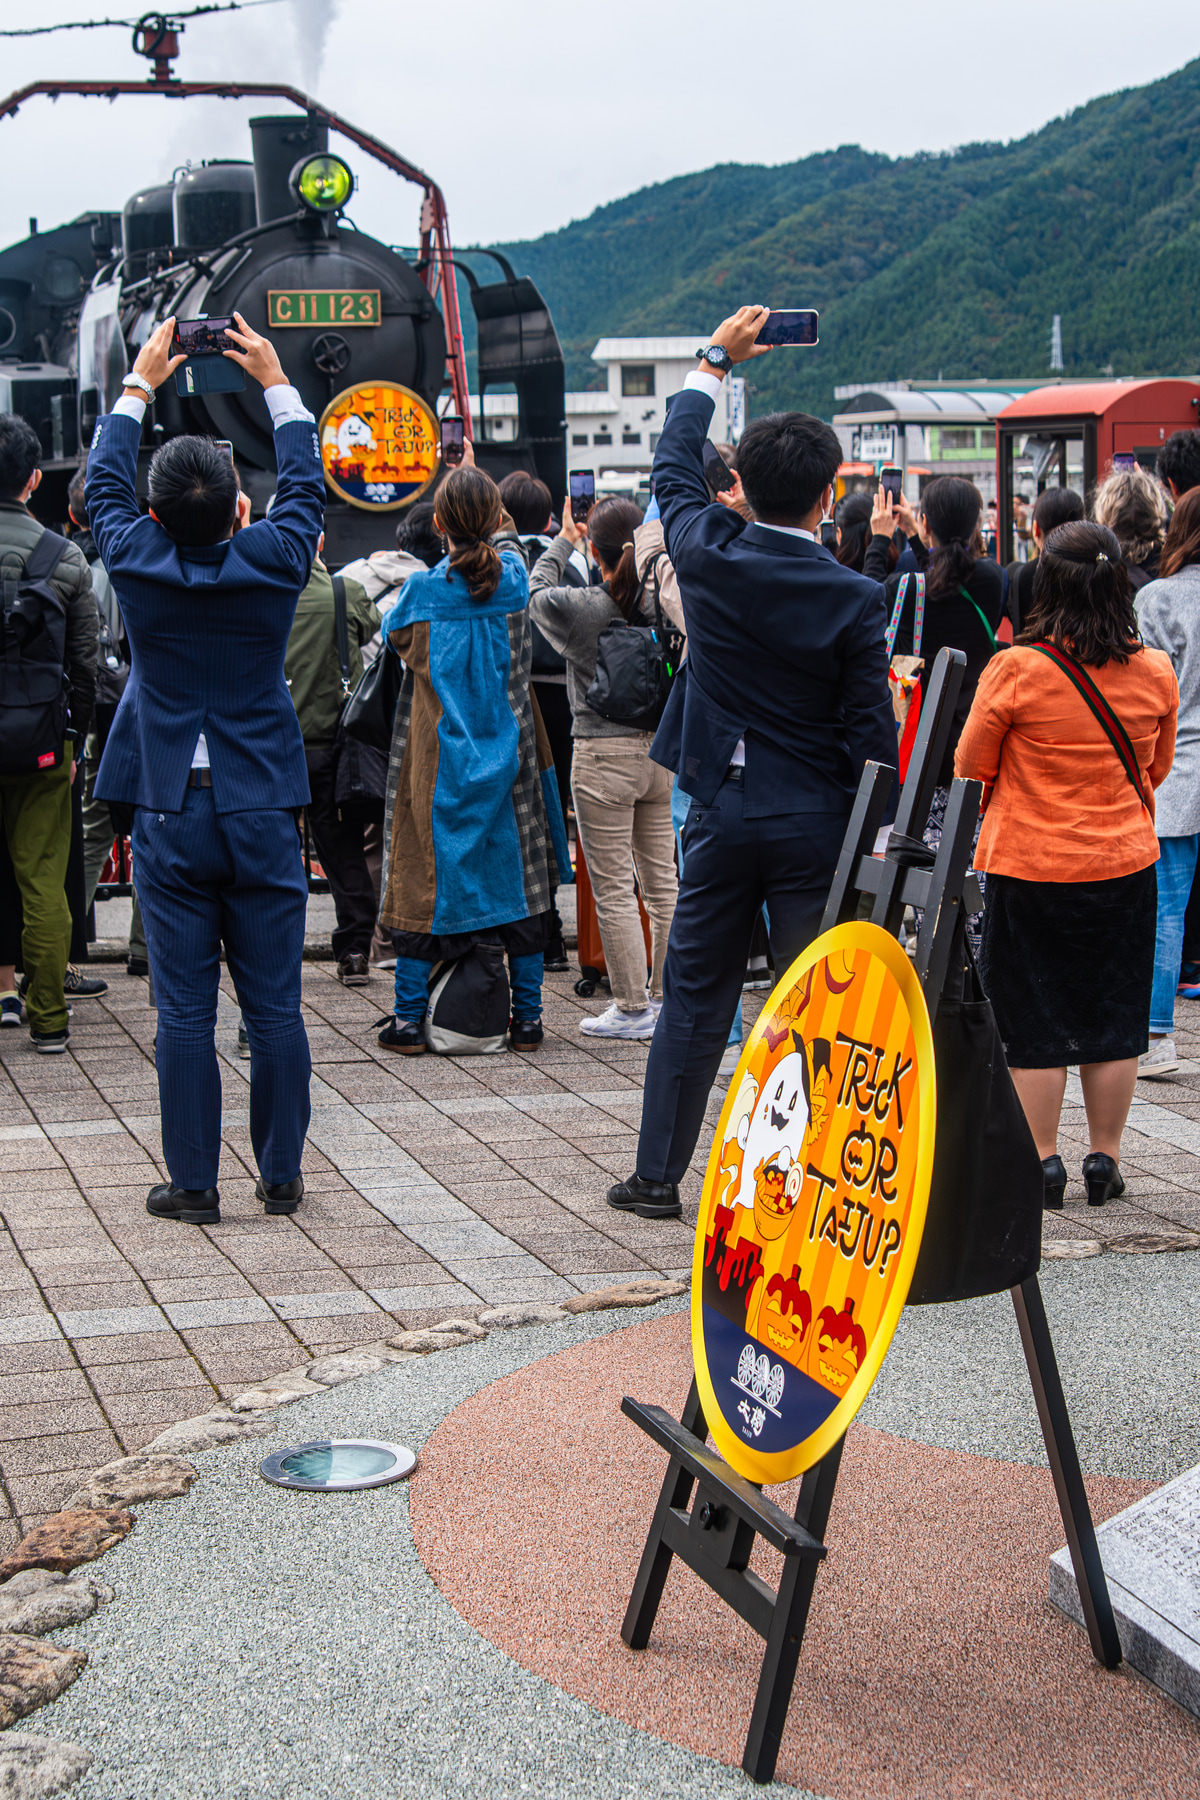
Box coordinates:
[580,1003,657,1040]
[648,996,663,1016]
[1138,1036,1180,1078]
[718,1042,743,1078]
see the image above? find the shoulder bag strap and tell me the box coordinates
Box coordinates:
[331,573,351,697]
[22,528,70,583]
[958,585,999,652]
[1031,641,1150,810]
[912,572,926,660]
[885,573,909,658]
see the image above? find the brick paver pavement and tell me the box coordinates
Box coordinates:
[1,958,1199,1546]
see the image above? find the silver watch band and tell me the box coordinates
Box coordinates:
[122,372,155,401]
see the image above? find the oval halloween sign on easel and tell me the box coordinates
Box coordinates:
[691,921,936,1484]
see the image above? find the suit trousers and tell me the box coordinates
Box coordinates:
[636,774,845,1184]
[304,744,379,963]
[132,787,311,1190]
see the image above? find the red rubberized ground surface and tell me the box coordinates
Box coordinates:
[411,1311,1200,1800]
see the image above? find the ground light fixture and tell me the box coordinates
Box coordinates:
[259,1438,416,1491]
[289,152,354,214]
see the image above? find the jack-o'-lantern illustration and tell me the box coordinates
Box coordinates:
[755,1266,812,1362]
[808,1297,868,1392]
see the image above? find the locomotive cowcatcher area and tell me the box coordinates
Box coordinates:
[0,910,1199,1796]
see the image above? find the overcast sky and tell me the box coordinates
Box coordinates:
[0,0,1198,253]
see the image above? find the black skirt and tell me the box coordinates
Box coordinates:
[979,867,1156,1067]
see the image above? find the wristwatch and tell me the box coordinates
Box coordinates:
[696,344,733,375]
[122,371,155,401]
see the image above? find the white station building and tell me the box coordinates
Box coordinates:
[463,336,746,497]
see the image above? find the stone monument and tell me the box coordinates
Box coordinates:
[1051,1463,1200,1716]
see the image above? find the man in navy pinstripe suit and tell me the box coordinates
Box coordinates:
[87,314,326,1226]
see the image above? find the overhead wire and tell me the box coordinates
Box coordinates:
[0,2,288,38]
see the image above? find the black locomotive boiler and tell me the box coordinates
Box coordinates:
[0,88,565,566]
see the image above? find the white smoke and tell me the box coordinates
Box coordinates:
[290,0,340,94]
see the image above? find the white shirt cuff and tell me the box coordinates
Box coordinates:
[112,394,147,423]
[683,370,723,401]
[263,384,316,428]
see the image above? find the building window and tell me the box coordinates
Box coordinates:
[593,432,612,446]
[572,433,588,445]
[941,428,978,451]
[623,431,642,446]
[621,364,655,397]
[649,432,661,452]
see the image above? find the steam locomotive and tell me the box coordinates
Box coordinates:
[0,101,565,566]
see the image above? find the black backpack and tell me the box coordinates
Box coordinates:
[585,552,683,730]
[0,529,72,775]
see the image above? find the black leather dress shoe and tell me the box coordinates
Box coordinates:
[256,1175,304,1215]
[607,1173,682,1219]
[126,955,149,977]
[146,1183,221,1224]
[1082,1152,1125,1207]
[1041,1155,1067,1211]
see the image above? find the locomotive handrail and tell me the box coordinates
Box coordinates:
[0,77,473,426]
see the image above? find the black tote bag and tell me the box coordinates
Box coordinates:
[907,946,1043,1305]
[341,643,403,753]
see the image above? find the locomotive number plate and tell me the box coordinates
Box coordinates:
[268,289,381,327]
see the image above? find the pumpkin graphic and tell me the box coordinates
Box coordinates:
[808,1297,868,1393]
[755,1266,812,1363]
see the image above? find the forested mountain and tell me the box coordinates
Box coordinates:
[468,57,1200,417]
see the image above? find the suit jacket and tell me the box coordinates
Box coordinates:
[89,412,325,814]
[651,388,897,819]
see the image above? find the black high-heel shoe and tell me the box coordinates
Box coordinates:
[1041,1155,1067,1210]
[1082,1152,1125,1207]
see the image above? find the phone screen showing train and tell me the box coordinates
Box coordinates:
[569,469,596,520]
[880,467,903,504]
[440,416,465,466]
[756,309,819,348]
[1112,453,1137,472]
[172,317,237,356]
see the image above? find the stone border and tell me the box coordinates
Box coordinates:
[0,1278,685,1794]
[1042,1230,1200,1260]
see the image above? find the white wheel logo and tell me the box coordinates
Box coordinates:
[765,1363,785,1409]
[751,1352,770,1398]
[737,1345,757,1389]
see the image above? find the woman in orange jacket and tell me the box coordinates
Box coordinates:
[955,520,1178,1210]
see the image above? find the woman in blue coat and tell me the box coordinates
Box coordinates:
[378,461,552,1053]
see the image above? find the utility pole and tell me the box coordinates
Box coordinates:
[1050,315,1064,373]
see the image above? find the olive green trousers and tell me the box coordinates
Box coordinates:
[0,750,72,1033]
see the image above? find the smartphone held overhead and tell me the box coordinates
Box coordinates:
[569,469,595,521]
[756,309,819,348]
[172,315,245,397]
[880,467,904,504]
[440,415,465,466]
[171,317,238,356]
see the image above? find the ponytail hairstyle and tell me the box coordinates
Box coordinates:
[1017,521,1139,666]
[919,476,982,602]
[435,466,504,600]
[586,496,646,619]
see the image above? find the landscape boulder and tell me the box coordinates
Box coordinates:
[0,1511,133,1584]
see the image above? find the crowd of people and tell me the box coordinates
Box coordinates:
[3,298,1200,1226]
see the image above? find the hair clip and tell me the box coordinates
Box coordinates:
[1095,551,1109,562]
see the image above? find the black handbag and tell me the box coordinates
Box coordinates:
[907,942,1043,1305]
[329,574,388,816]
[585,552,683,730]
[340,635,403,755]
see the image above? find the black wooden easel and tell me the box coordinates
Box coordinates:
[620,648,1121,1785]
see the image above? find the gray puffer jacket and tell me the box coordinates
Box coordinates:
[0,500,98,742]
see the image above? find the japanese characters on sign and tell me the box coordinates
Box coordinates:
[691,922,936,1484]
[318,382,439,512]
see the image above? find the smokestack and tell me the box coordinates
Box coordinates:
[249,114,329,226]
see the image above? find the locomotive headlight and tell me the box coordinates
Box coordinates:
[290,153,354,214]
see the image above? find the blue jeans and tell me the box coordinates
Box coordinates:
[394,951,543,1025]
[672,777,742,1047]
[1150,834,1199,1035]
